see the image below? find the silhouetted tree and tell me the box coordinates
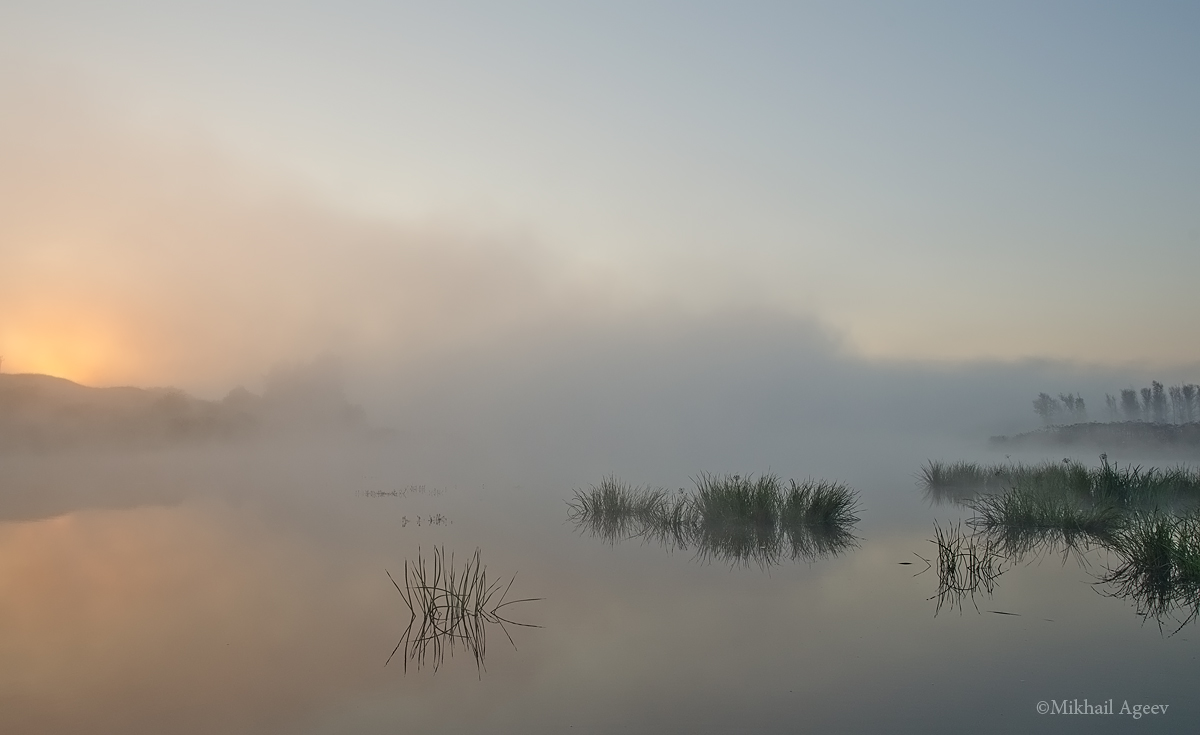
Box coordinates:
[1121,389,1140,420]
[1140,387,1153,421]
[1184,384,1198,423]
[1056,393,1086,422]
[1169,385,1184,424]
[1105,394,1119,419]
[1152,381,1168,423]
[1033,393,1062,425]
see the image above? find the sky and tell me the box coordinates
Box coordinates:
[1,1,1198,392]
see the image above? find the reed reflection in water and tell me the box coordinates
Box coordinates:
[916,522,1006,615]
[918,456,1200,632]
[386,547,540,675]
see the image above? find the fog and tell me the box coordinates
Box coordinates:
[3,71,1190,473]
[4,66,1200,735]
[4,5,1200,731]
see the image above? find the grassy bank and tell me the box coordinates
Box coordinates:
[990,421,1200,455]
[922,458,1200,508]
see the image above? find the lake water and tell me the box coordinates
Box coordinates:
[1,439,1196,734]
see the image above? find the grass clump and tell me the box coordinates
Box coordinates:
[568,473,860,567]
[923,456,1200,510]
[920,461,998,490]
[386,547,540,675]
[923,458,1200,630]
[694,473,781,530]
[968,487,1123,557]
[782,478,860,527]
[1090,459,1200,507]
[780,479,861,561]
[566,476,673,544]
[692,473,784,567]
[919,460,1039,505]
[1100,512,1200,633]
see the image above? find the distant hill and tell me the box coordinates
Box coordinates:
[990,421,1200,457]
[0,371,368,452]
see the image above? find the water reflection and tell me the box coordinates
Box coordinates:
[568,475,860,567]
[923,518,1200,633]
[0,501,395,735]
[921,456,1200,511]
[386,547,540,675]
[918,459,1200,632]
[1099,513,1200,633]
[917,522,1005,615]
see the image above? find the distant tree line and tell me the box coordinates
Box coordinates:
[1035,381,1200,425]
[1033,392,1087,424]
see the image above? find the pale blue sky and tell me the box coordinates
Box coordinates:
[2,1,1198,372]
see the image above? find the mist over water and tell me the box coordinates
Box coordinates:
[6,296,1199,733]
[3,19,1200,731]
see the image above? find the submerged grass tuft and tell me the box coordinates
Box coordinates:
[386,547,540,675]
[921,521,1006,615]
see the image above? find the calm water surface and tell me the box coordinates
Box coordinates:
[1,441,1196,734]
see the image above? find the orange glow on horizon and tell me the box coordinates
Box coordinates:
[0,314,141,387]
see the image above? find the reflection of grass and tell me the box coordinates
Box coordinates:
[567,474,860,567]
[565,476,660,543]
[781,480,861,562]
[1100,513,1200,633]
[921,522,1006,615]
[922,513,1200,631]
[969,487,1124,557]
[386,547,540,675]
[693,474,784,567]
[919,460,1033,506]
[919,457,1200,631]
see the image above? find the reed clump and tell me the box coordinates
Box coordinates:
[968,487,1125,556]
[920,457,1200,630]
[694,473,781,532]
[565,476,671,543]
[386,547,540,674]
[921,460,1008,491]
[567,473,860,566]
[923,457,1200,509]
[779,479,860,560]
[1100,512,1200,632]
